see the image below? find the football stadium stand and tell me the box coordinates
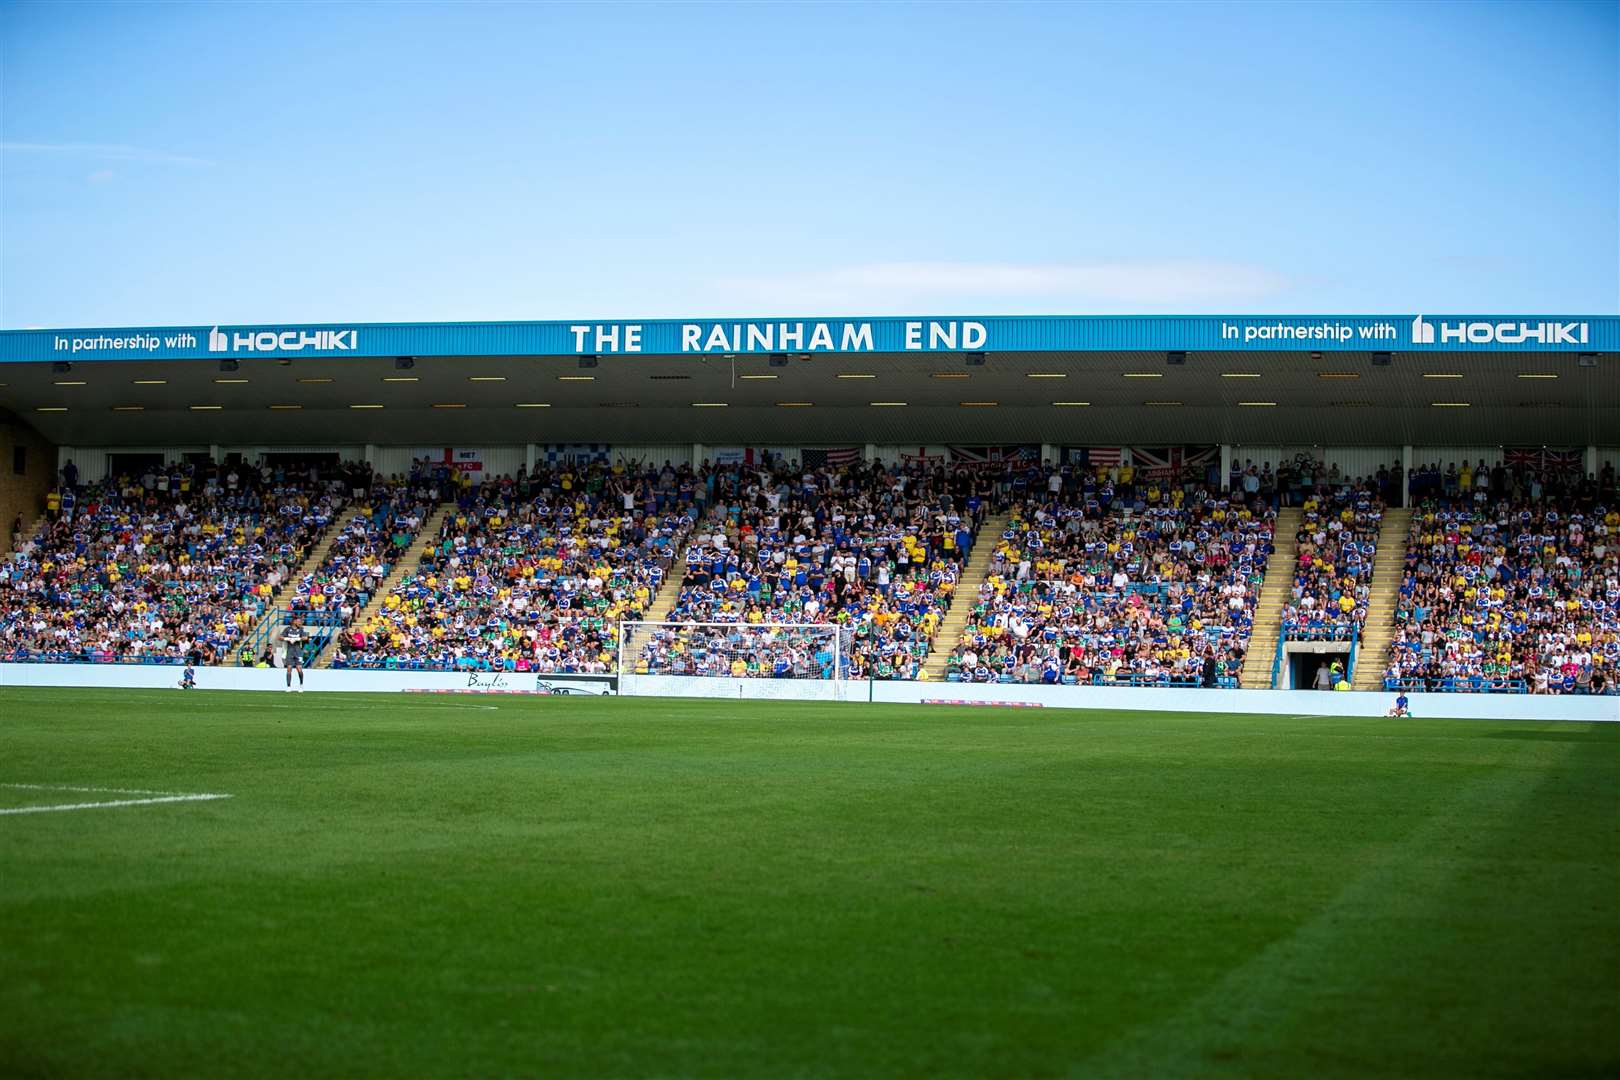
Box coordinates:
[938,474,1272,686]
[1378,462,1619,695]
[1,312,1616,699]
[332,461,691,672]
[1,459,356,665]
[642,458,987,680]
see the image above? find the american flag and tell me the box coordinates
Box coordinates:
[1129,445,1218,480]
[1504,448,1583,472]
[947,445,1040,470]
[801,447,862,468]
[1066,447,1123,466]
[543,443,611,465]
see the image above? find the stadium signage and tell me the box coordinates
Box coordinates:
[569,320,986,354]
[1410,315,1588,346]
[9,314,1615,363]
[1221,320,1396,344]
[207,326,358,353]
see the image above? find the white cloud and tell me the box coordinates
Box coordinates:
[1,142,215,167]
[705,260,1290,313]
[86,169,116,184]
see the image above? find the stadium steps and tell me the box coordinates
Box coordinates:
[8,511,50,555]
[1352,506,1414,690]
[920,509,1013,681]
[231,510,366,665]
[619,559,691,671]
[315,503,453,667]
[1239,507,1304,690]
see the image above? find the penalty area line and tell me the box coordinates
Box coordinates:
[0,783,232,816]
[0,793,232,816]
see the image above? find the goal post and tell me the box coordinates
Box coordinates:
[617,620,857,700]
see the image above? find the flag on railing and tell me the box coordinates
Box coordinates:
[801,447,862,468]
[1129,445,1218,479]
[1503,447,1583,472]
[1064,447,1123,466]
[543,444,611,465]
[947,445,1040,470]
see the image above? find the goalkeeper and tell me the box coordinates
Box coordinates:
[280,618,308,692]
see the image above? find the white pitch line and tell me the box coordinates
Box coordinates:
[1,783,190,796]
[0,793,232,816]
[0,782,232,816]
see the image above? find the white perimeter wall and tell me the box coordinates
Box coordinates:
[1229,446,1399,481]
[623,675,1617,722]
[3,664,1613,722]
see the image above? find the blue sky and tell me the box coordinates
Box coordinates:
[2,0,1615,327]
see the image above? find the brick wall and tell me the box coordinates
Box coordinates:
[0,415,57,555]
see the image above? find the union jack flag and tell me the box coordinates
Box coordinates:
[1503,448,1583,472]
[1129,445,1218,480]
[947,445,1040,470]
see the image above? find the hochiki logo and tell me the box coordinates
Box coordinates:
[208,326,358,353]
[1411,315,1588,346]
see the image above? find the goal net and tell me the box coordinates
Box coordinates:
[617,620,856,699]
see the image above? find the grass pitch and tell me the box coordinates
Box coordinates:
[1,689,1615,1079]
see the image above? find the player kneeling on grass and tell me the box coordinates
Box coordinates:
[178,664,196,690]
[282,619,308,692]
[1387,692,1411,718]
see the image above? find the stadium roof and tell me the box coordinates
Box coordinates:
[1,314,1615,447]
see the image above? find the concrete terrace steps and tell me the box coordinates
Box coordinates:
[1352,507,1415,690]
[8,511,50,556]
[920,510,1014,680]
[617,559,694,671]
[230,509,366,666]
[316,503,453,668]
[1239,507,1304,690]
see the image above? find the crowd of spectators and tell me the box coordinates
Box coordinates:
[332,460,692,672]
[284,479,437,627]
[638,458,990,680]
[1228,456,1405,509]
[942,475,1273,686]
[1278,482,1386,641]
[1,458,358,664]
[1384,464,1619,695]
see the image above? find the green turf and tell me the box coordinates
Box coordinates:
[1,688,1615,1079]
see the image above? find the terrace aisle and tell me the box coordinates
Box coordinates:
[1239,507,1303,689]
[920,510,1013,681]
[314,504,452,668]
[232,510,364,666]
[1352,506,1414,690]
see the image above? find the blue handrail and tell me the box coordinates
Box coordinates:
[1270,628,1287,689]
